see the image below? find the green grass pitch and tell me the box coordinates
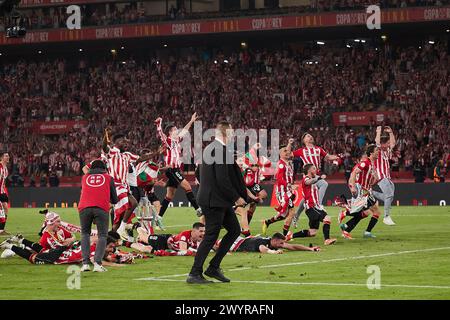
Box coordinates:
[1,206,450,300]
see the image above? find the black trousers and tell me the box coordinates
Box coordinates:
[190,206,240,276]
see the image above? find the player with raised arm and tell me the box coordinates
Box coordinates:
[373,126,397,226]
[216,232,320,254]
[0,152,10,235]
[291,133,341,227]
[340,144,381,239]
[291,164,337,245]
[154,113,202,220]
[262,143,296,237]
[101,129,154,240]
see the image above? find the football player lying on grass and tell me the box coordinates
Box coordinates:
[37,209,153,254]
[214,232,320,254]
[0,233,123,268]
[136,222,205,256]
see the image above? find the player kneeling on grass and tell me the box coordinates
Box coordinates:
[136,222,205,256]
[339,145,381,239]
[290,164,337,246]
[0,234,119,269]
[215,232,320,254]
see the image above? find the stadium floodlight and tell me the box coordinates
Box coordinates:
[428,41,435,45]
[121,46,125,50]
[361,40,366,43]
[240,42,247,48]
[111,49,116,54]
[38,50,42,54]
[381,35,387,40]
[316,41,325,45]
[164,44,168,47]
[346,44,351,48]
[214,60,218,64]
[78,48,83,52]
[354,39,360,42]
[223,59,229,64]
[335,63,338,67]
[447,29,450,33]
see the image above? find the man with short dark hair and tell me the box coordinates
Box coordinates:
[187,120,247,284]
[78,159,118,272]
[216,232,320,254]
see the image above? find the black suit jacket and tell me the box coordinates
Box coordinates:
[197,140,248,208]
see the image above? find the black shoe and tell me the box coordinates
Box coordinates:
[204,267,230,283]
[186,274,213,284]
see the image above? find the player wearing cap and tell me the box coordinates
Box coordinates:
[373,126,397,226]
[291,134,342,227]
[0,234,118,266]
[39,212,76,251]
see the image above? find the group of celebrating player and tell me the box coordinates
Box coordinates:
[0,113,397,268]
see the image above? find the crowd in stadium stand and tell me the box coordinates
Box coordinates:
[0,0,447,31]
[0,41,449,184]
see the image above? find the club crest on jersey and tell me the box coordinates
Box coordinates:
[86,174,106,187]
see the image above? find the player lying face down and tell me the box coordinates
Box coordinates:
[0,234,117,265]
[214,233,320,254]
[136,222,205,255]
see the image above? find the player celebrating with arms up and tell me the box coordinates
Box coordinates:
[155,113,202,220]
[0,152,10,235]
[292,133,341,226]
[373,126,397,226]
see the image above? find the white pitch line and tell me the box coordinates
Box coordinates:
[144,246,450,279]
[135,278,450,290]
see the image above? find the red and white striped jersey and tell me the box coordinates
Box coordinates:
[293,146,328,173]
[156,121,182,168]
[39,226,73,251]
[107,146,139,187]
[374,147,392,180]
[54,243,96,265]
[301,176,320,209]
[167,230,199,251]
[354,159,376,191]
[275,159,294,188]
[243,168,261,187]
[0,163,8,194]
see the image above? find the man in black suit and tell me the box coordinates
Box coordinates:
[187,121,248,284]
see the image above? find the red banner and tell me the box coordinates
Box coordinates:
[332,112,391,126]
[19,0,106,7]
[1,6,449,45]
[32,120,88,134]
